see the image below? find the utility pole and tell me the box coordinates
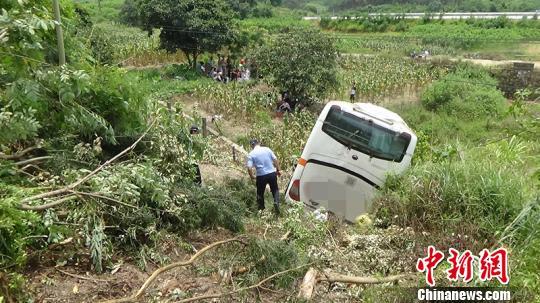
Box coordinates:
[52,0,66,65]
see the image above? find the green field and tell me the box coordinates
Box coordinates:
[321,17,540,60]
[74,0,125,22]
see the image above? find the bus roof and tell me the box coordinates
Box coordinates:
[326,101,413,134]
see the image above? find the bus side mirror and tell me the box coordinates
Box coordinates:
[398,132,412,141]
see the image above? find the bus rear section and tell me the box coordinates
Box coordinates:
[286,101,417,222]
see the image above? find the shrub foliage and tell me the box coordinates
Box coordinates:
[421,66,506,119]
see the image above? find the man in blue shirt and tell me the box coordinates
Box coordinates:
[246,139,281,214]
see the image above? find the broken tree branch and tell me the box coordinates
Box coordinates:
[177,262,313,303]
[100,237,243,303]
[263,224,269,240]
[17,120,156,210]
[13,156,53,166]
[70,191,138,209]
[280,230,291,241]
[56,268,112,283]
[298,268,414,301]
[319,271,413,285]
[0,146,41,160]
[18,194,78,211]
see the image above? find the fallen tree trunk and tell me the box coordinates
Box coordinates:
[297,267,318,300]
[298,268,413,301]
[320,271,412,285]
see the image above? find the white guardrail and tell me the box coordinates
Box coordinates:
[304,12,540,20]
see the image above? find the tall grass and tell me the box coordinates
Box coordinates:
[373,140,532,251]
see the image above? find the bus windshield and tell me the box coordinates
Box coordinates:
[322,106,411,162]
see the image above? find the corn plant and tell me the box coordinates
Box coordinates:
[335,55,448,100]
[249,111,316,172]
[195,82,278,121]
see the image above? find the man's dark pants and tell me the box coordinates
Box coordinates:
[256,172,279,213]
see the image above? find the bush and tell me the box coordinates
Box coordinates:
[421,66,506,119]
[282,202,326,250]
[0,184,43,269]
[395,20,409,32]
[2,65,149,147]
[252,5,273,18]
[174,179,254,234]
[244,238,302,288]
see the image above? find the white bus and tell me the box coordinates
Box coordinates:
[285,101,417,222]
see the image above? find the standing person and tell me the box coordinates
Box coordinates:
[243,68,250,81]
[189,126,202,185]
[210,68,218,81]
[226,57,233,80]
[217,56,224,70]
[199,61,205,75]
[246,139,281,215]
[350,83,356,102]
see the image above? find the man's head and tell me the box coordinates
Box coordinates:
[250,139,259,148]
[190,125,200,135]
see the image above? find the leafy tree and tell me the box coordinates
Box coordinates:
[224,0,277,19]
[130,0,237,69]
[119,0,142,27]
[252,29,339,103]
[427,0,443,12]
[227,0,257,19]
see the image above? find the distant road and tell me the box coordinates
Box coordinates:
[304,12,539,20]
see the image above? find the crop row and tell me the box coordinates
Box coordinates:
[336,55,449,99]
[195,82,279,121]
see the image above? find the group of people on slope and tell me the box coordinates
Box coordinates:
[198,56,250,83]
